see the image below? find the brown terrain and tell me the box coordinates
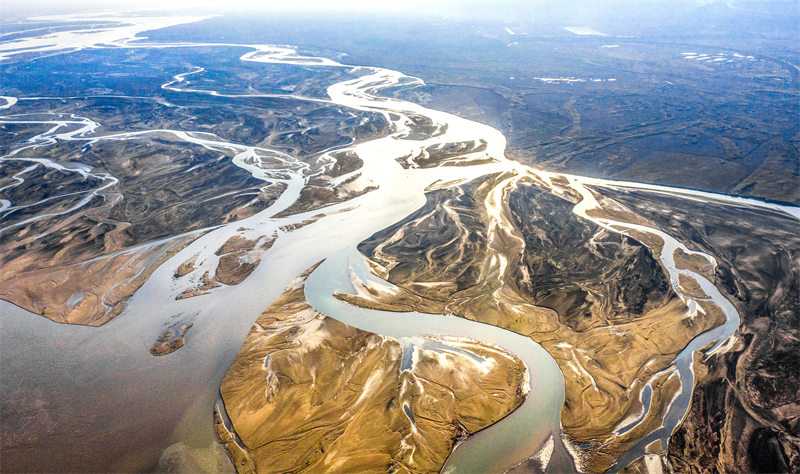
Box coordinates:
[174,235,276,299]
[151,321,194,356]
[593,188,800,473]
[395,139,495,169]
[337,172,728,471]
[0,133,284,325]
[0,233,194,325]
[275,172,377,218]
[217,266,528,473]
[0,133,381,325]
[0,62,389,326]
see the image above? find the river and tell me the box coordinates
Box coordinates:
[2,17,799,473]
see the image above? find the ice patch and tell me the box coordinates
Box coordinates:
[564,26,609,36]
[681,51,756,65]
[0,96,17,110]
[533,435,555,471]
[533,76,615,84]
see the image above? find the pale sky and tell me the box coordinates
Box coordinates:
[1,1,782,26]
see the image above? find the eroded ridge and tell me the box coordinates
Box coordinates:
[341,169,735,471]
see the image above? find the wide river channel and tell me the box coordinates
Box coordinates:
[3,25,799,473]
